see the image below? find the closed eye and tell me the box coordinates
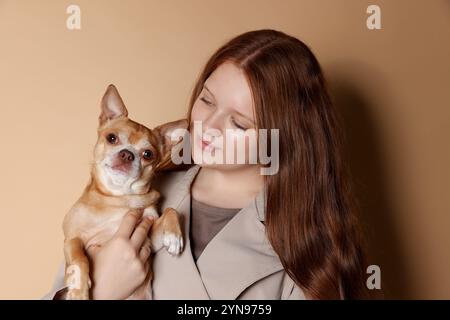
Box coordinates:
[231,118,246,131]
[200,96,213,106]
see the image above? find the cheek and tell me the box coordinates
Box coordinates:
[191,102,209,122]
[141,161,151,172]
[226,131,257,162]
[93,142,107,162]
[190,103,208,145]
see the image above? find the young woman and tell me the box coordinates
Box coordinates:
[44,29,369,300]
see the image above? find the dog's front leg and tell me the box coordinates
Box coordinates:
[149,207,184,255]
[63,237,91,300]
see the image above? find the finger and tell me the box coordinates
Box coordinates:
[145,261,150,274]
[130,216,154,249]
[116,209,143,238]
[139,237,152,263]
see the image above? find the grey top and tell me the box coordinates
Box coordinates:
[190,197,241,262]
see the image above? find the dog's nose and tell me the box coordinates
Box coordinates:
[119,149,135,163]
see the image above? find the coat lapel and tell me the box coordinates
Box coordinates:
[152,165,211,299]
[195,184,284,299]
[152,165,284,300]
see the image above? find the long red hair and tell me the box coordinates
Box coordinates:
[186,29,370,299]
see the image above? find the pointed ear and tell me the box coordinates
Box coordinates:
[153,119,190,171]
[99,84,128,126]
[153,118,189,157]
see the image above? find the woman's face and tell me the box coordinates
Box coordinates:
[190,62,258,171]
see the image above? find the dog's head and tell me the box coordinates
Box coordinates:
[92,84,187,196]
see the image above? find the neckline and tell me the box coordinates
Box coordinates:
[191,197,242,213]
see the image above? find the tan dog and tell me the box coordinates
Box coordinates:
[62,84,186,299]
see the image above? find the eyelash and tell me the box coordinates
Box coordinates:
[200,96,213,106]
[232,118,246,130]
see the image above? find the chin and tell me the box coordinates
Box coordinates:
[96,164,140,195]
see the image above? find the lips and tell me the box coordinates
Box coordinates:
[201,139,211,150]
[196,132,217,151]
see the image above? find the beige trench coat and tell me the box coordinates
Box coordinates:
[42,165,306,300]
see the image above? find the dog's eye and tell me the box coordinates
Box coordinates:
[142,150,154,160]
[106,133,118,144]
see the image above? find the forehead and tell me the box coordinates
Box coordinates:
[100,118,157,147]
[205,62,254,120]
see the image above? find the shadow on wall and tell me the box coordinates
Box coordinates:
[327,62,413,299]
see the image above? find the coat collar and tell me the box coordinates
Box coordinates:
[152,165,283,299]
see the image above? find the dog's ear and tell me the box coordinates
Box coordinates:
[99,84,128,126]
[153,119,189,171]
[154,119,189,156]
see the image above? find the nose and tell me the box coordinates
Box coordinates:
[119,149,135,163]
[202,113,224,136]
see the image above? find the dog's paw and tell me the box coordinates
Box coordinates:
[163,232,184,255]
[66,287,90,300]
[143,207,159,220]
[64,265,91,300]
[65,277,91,300]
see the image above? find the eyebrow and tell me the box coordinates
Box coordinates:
[202,84,256,126]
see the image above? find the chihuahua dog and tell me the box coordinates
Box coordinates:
[62,84,186,299]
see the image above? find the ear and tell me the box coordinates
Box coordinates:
[153,118,189,157]
[99,84,128,126]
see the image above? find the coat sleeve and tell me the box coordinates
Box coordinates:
[41,261,68,300]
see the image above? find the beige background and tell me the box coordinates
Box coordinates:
[0,0,448,299]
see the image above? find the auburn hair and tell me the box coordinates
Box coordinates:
[185,29,370,299]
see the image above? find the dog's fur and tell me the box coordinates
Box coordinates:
[62,84,186,299]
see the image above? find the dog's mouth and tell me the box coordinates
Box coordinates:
[104,162,135,175]
[110,163,132,174]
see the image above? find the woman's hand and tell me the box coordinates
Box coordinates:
[87,209,154,300]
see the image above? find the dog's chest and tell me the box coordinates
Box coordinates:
[80,205,158,249]
[80,207,128,248]
[64,187,160,249]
